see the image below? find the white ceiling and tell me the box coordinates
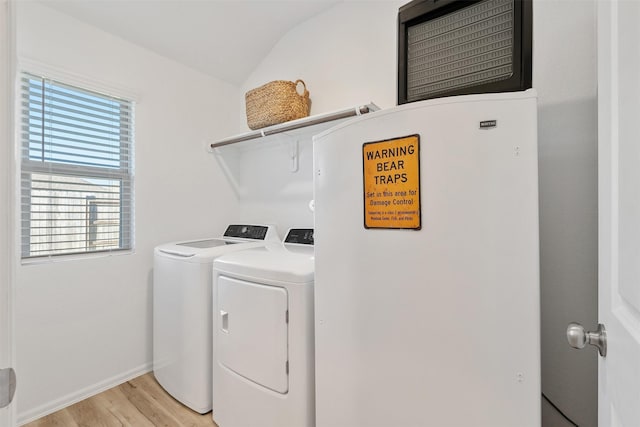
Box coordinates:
[38,0,342,85]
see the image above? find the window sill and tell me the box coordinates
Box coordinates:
[21,249,135,266]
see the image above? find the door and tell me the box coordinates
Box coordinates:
[597,0,640,425]
[217,276,289,394]
[0,0,16,426]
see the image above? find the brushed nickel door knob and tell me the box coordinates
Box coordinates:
[567,322,607,357]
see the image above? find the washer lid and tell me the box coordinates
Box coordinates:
[176,239,237,249]
[213,244,314,284]
[154,224,280,260]
[155,240,264,260]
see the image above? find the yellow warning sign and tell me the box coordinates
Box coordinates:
[362,135,421,229]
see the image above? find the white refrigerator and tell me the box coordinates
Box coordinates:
[313,90,540,427]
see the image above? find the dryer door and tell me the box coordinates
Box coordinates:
[218,276,289,394]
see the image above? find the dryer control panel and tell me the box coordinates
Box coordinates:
[285,229,314,245]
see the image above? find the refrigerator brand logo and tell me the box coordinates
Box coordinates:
[480,120,497,129]
[362,135,421,230]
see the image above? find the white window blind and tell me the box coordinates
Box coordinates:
[20,72,134,259]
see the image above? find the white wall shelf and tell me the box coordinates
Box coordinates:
[207,103,379,150]
[208,103,379,200]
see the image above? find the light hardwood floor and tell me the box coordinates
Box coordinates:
[24,373,218,427]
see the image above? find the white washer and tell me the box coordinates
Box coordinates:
[212,228,315,427]
[153,224,280,414]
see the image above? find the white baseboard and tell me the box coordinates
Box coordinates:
[17,362,152,426]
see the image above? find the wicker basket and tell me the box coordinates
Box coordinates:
[245,80,311,130]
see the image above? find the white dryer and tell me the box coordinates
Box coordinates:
[212,229,315,427]
[153,224,279,414]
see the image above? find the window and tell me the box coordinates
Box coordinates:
[20,73,134,259]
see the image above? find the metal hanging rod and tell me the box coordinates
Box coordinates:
[209,103,379,149]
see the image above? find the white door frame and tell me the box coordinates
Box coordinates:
[1,0,16,425]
